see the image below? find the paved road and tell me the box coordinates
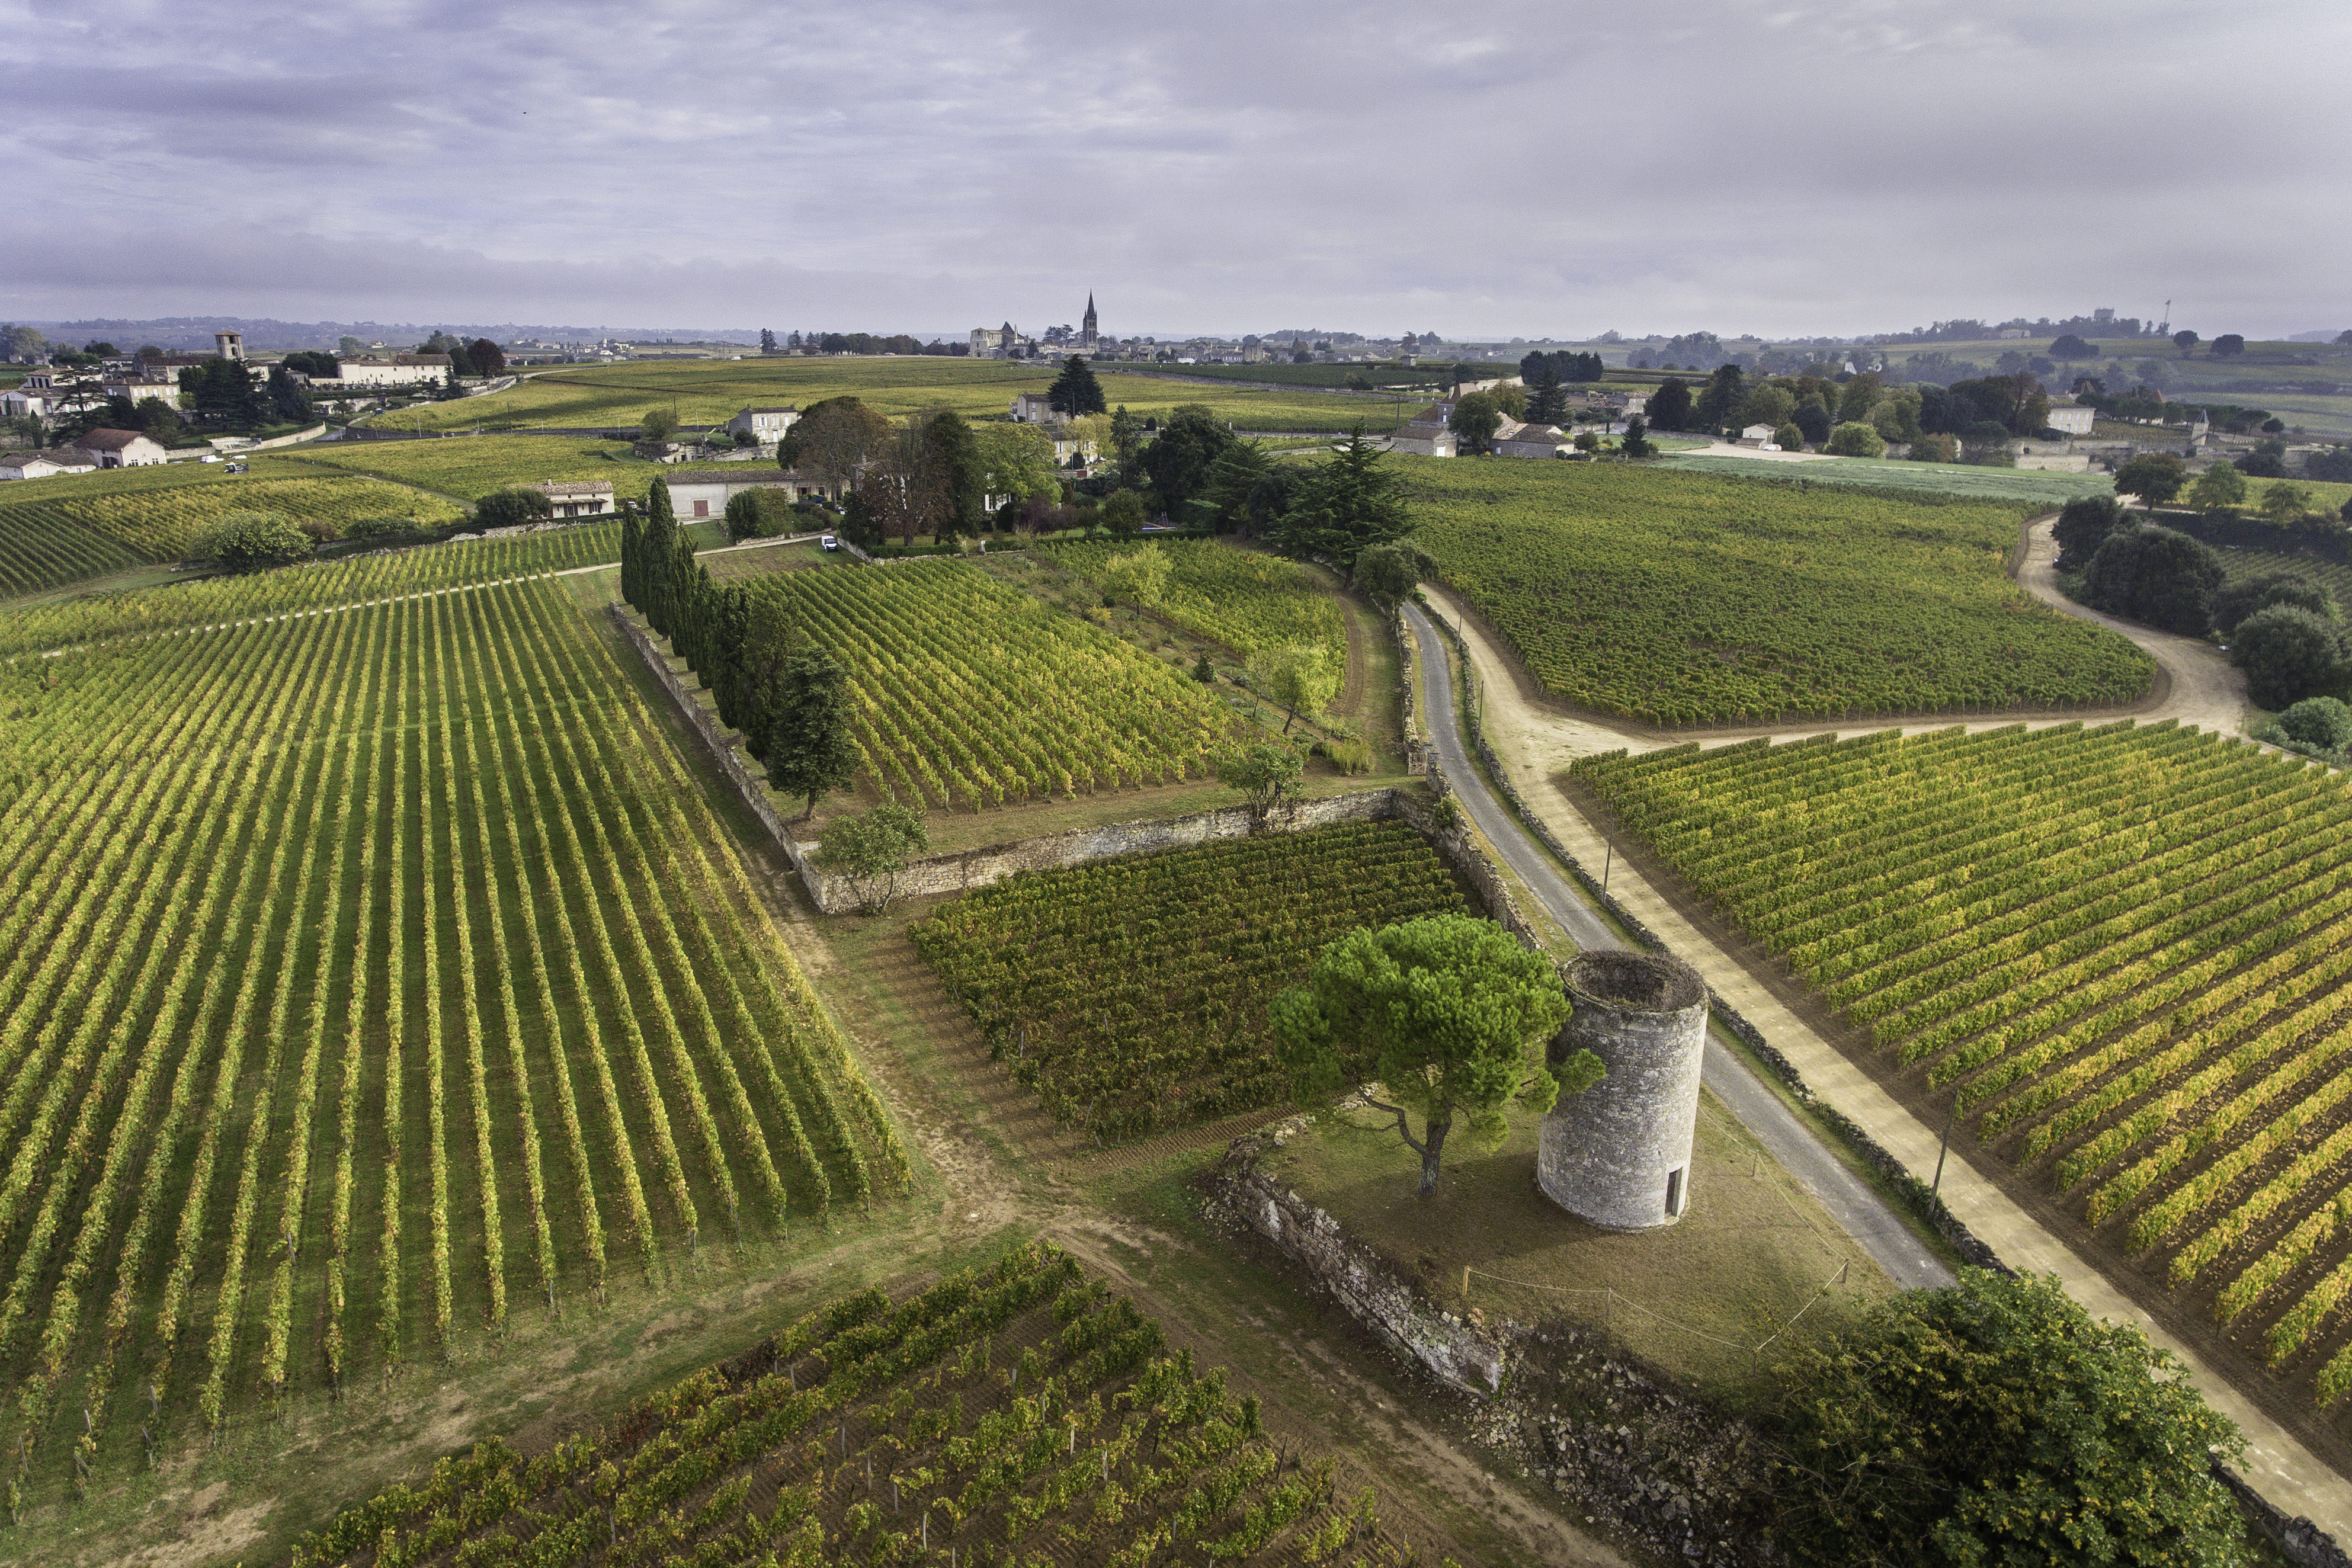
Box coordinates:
[1401,599,1955,1291]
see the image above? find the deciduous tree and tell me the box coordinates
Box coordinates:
[1271,914,1599,1198]
[1447,392,1500,454]
[2081,524,2221,635]
[1215,740,1305,813]
[1646,376,1692,432]
[1247,643,1339,733]
[2188,461,2247,514]
[2053,494,2129,570]
[2113,452,2188,507]
[203,511,313,572]
[475,488,554,530]
[1825,421,1886,457]
[813,804,930,913]
[1098,544,1170,607]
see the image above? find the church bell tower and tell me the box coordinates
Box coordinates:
[1082,293,1098,353]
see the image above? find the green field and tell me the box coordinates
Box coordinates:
[368,357,1412,435]
[14,474,463,561]
[1660,451,2116,505]
[1040,538,1348,671]
[914,820,1470,1140]
[0,504,143,597]
[1402,458,2153,724]
[293,1243,1417,1568]
[739,560,1245,812]
[1124,361,1449,390]
[280,433,677,501]
[0,521,623,658]
[0,565,903,1479]
[1572,723,2352,1410]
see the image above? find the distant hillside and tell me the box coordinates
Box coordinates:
[8,316,764,351]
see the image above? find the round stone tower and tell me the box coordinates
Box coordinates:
[1538,949,1709,1231]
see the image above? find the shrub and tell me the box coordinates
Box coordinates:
[2277,696,2352,752]
[202,510,313,572]
[1323,737,1373,774]
[474,487,555,530]
[1766,1271,2250,1568]
[2212,571,2336,636]
[2233,605,2347,710]
[1907,432,1957,463]
[1102,489,1146,535]
[2079,525,2221,636]
[1771,422,1805,452]
[1825,422,1886,458]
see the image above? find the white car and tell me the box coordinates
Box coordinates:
[820,534,839,551]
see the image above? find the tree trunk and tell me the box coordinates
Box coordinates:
[1417,1112,1450,1198]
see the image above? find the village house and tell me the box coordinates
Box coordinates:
[0,447,100,481]
[523,480,616,518]
[1737,423,1780,448]
[73,428,169,467]
[725,405,800,442]
[1,381,99,421]
[1010,392,1057,424]
[2046,404,2095,437]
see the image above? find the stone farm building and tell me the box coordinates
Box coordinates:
[524,480,616,518]
[725,406,800,442]
[1494,427,1571,458]
[1387,421,1457,457]
[74,428,169,467]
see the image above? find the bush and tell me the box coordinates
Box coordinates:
[2277,696,2352,752]
[202,510,314,572]
[2211,570,2336,636]
[1766,1271,2250,1568]
[1824,422,1886,458]
[1907,432,1957,463]
[294,517,341,546]
[2079,524,2220,636]
[1771,421,1806,452]
[2233,605,2346,710]
[2052,494,2127,572]
[1322,737,1373,775]
[723,488,793,541]
[475,487,555,530]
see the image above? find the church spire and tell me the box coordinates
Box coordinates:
[1082,292,1098,350]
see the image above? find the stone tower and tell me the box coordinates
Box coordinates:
[1082,293,1097,353]
[1538,950,1709,1230]
[214,329,245,361]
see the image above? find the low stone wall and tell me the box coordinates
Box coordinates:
[1216,1152,1506,1395]
[611,605,805,864]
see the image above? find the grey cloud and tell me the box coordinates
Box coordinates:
[1,0,2345,337]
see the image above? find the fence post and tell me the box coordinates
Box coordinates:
[1462,1265,1470,1304]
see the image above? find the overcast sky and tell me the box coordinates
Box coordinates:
[4,0,2345,341]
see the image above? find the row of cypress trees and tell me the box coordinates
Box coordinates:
[620,479,860,819]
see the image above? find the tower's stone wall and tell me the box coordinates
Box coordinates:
[1539,950,1708,1231]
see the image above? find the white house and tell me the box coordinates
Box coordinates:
[1738,423,1779,448]
[524,480,616,518]
[334,354,453,387]
[73,428,169,467]
[1010,392,1056,424]
[2046,405,2095,437]
[0,448,100,480]
[725,405,799,442]
[102,373,179,406]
